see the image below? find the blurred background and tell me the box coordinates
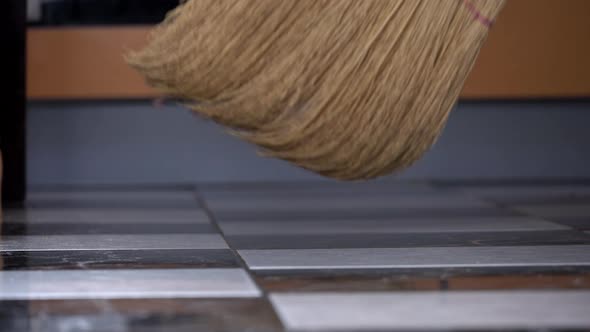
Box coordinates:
[1,2,589,331]
[10,0,590,189]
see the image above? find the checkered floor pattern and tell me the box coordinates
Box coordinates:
[1,181,589,331]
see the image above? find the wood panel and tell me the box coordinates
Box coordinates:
[462,0,590,98]
[26,0,590,100]
[27,27,156,99]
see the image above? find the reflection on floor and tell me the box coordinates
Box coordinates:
[1,181,590,331]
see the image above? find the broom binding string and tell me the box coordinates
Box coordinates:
[463,0,496,27]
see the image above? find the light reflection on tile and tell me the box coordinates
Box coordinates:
[239,245,590,270]
[0,234,228,251]
[270,291,590,330]
[227,231,590,250]
[219,216,568,235]
[0,269,260,300]
[2,208,210,224]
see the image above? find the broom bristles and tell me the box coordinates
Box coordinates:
[127,0,506,180]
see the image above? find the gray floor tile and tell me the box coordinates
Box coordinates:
[239,245,590,270]
[0,234,228,251]
[200,181,436,197]
[205,194,492,213]
[0,269,260,300]
[27,191,197,203]
[514,203,590,218]
[3,208,210,224]
[270,291,590,330]
[546,217,590,231]
[219,216,568,236]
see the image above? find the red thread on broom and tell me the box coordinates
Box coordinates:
[463,0,494,27]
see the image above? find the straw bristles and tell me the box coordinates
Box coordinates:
[127,0,506,180]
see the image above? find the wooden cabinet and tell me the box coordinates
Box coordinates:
[27,27,154,99]
[462,0,590,99]
[27,0,590,100]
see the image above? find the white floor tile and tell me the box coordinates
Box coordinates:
[271,291,590,330]
[0,269,259,300]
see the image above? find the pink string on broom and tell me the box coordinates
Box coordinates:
[463,0,495,27]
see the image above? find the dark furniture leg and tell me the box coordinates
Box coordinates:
[1,0,27,203]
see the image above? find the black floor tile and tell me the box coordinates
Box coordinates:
[0,249,240,270]
[0,299,282,332]
[257,274,442,292]
[252,266,590,280]
[25,200,202,209]
[256,272,590,293]
[492,195,590,205]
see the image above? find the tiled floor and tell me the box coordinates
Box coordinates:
[1,182,590,331]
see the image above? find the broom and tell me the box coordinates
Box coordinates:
[127,0,506,181]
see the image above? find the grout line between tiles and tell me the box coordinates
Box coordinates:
[193,185,286,331]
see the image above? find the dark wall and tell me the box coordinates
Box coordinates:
[1,0,27,202]
[26,100,590,186]
[35,0,180,25]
